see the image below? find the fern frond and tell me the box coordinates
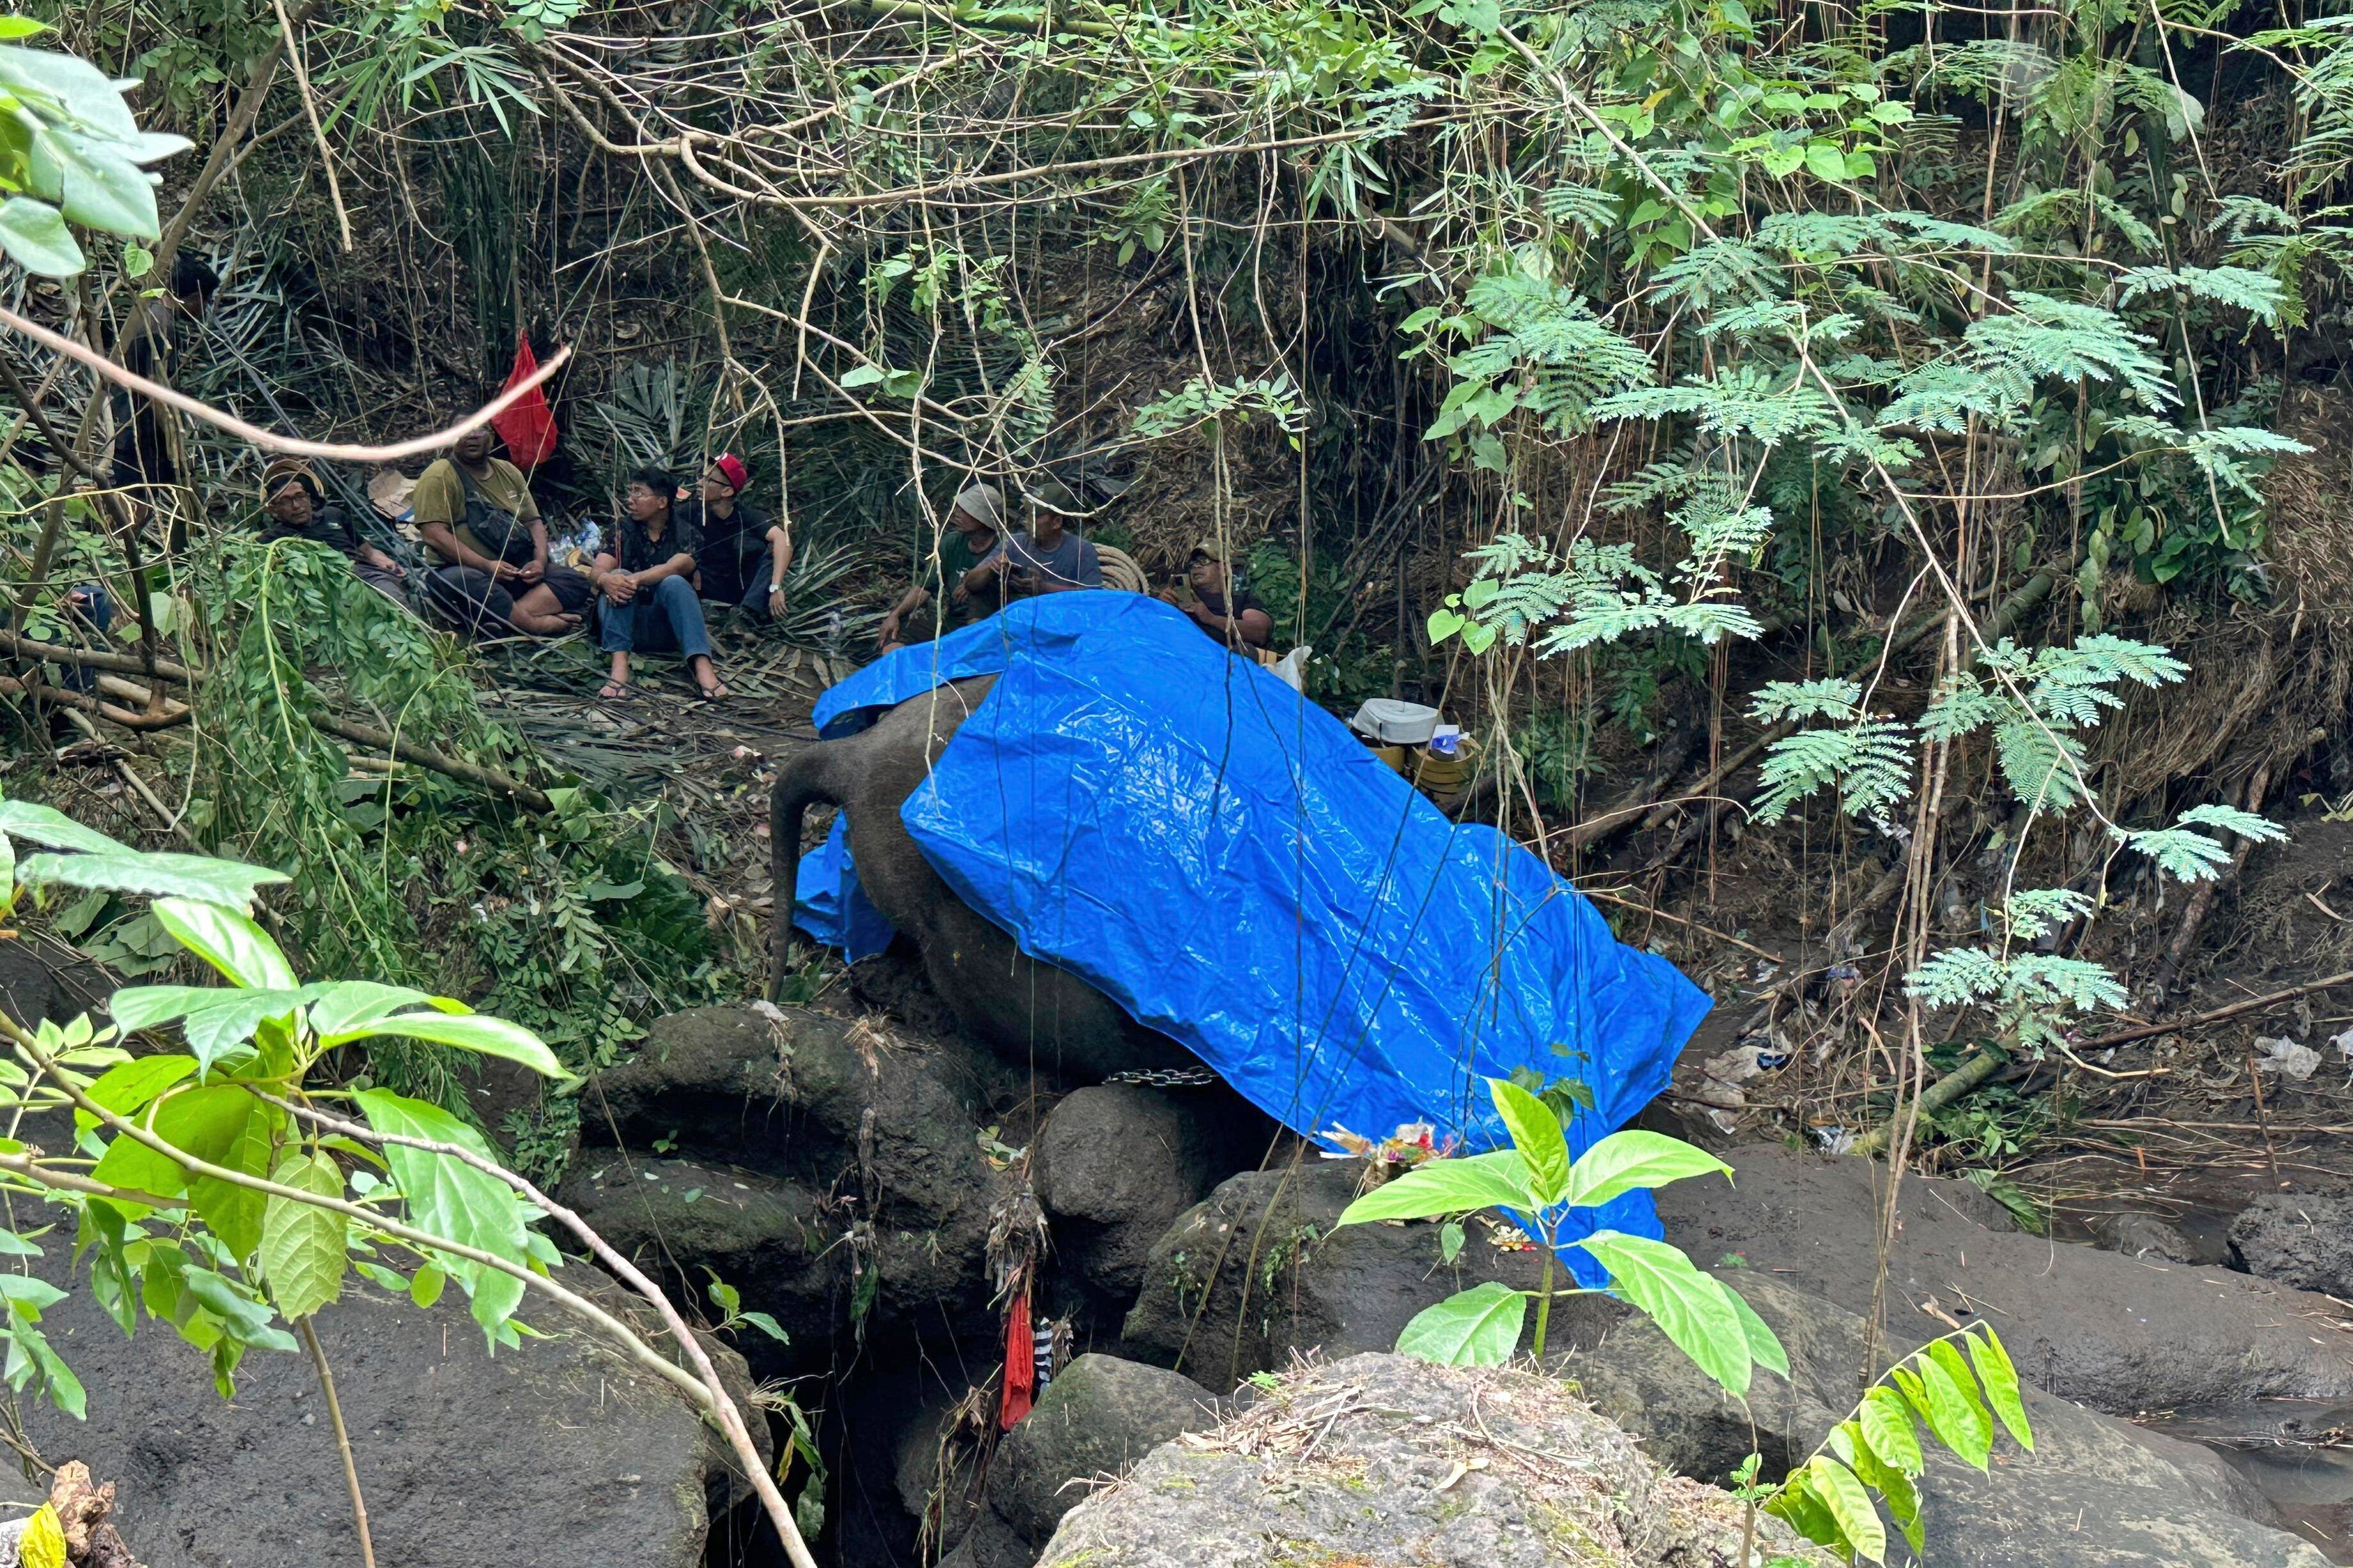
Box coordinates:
[1749,678,1864,724]
[2005,887,2093,940]
[1542,183,1622,237]
[1753,716,1916,824]
[1963,293,2175,410]
[2115,264,2287,322]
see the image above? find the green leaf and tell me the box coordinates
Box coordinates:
[74,1053,195,1137]
[1805,141,1852,185]
[90,1080,253,1200]
[1560,1130,1733,1210]
[188,1096,280,1261]
[1911,1342,1993,1470]
[0,196,78,276]
[356,1089,532,1334]
[180,1265,297,1353]
[0,17,50,37]
[737,1310,790,1342]
[1575,1230,1750,1396]
[1393,1280,1528,1365]
[36,128,157,235]
[1966,1327,2033,1450]
[1333,1151,1536,1225]
[409,1264,447,1308]
[304,980,462,1038]
[1859,1385,1925,1475]
[152,897,297,989]
[329,1011,566,1081]
[1488,1077,1570,1206]
[261,1151,345,1320]
[16,849,287,910]
[121,240,151,277]
[1805,1454,1886,1563]
[1725,1282,1790,1379]
[109,985,324,1076]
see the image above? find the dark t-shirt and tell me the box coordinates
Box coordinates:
[1187,582,1269,648]
[261,503,363,561]
[684,499,773,603]
[609,511,703,577]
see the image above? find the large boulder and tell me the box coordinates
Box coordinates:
[561,1005,1025,1368]
[1032,1086,1271,1299]
[1567,1270,2318,1567]
[21,1273,761,1567]
[2230,1195,2353,1297]
[1652,1144,2353,1412]
[1034,1352,1832,1568]
[1118,1160,1609,1392]
[939,1355,1219,1568]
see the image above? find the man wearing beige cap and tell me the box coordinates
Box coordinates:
[877,481,1007,652]
[964,477,1103,602]
[1161,536,1272,653]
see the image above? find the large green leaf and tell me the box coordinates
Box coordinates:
[1910,1343,1993,1470]
[74,1053,195,1137]
[1575,1230,1751,1397]
[109,984,325,1076]
[0,44,140,137]
[17,850,288,911]
[0,196,79,276]
[305,981,463,1039]
[152,897,297,990]
[1966,1326,2034,1450]
[260,1151,346,1321]
[1858,1385,1924,1475]
[1560,1130,1733,1211]
[356,1089,531,1333]
[31,126,155,235]
[1488,1078,1570,1206]
[187,1096,281,1261]
[1334,1151,1537,1225]
[1395,1280,1528,1365]
[1806,1454,1886,1563]
[90,1080,258,1200]
[0,799,120,854]
[1724,1280,1790,1379]
[332,1011,566,1081]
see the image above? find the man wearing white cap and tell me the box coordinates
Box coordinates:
[877,481,1006,653]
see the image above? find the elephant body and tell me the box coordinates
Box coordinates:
[767,676,1191,1081]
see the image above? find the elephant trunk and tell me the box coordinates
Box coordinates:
[767,738,856,1000]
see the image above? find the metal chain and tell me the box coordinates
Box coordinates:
[1102,1065,1221,1087]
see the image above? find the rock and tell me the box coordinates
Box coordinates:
[1567,1270,2316,1565]
[0,938,109,1030]
[1652,1143,2353,1412]
[562,1005,1025,1368]
[1033,1087,1267,1298]
[992,1355,1218,1544]
[1119,1160,1593,1393]
[2100,1211,2196,1264]
[20,1271,760,1567]
[2230,1194,2353,1297]
[920,1355,1219,1568]
[1033,1352,1833,1568]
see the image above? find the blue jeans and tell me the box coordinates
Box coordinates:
[737,571,779,621]
[600,573,712,661]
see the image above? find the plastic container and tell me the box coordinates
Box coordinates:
[1350,698,1441,745]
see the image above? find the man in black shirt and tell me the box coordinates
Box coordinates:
[685,453,793,622]
[256,457,407,604]
[591,468,729,700]
[1161,537,1272,653]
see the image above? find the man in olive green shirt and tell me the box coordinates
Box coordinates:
[412,426,589,637]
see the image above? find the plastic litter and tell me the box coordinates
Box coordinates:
[793,594,1712,1279]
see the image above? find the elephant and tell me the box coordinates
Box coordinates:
[767,676,1191,1082]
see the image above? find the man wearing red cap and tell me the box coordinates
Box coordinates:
[684,453,793,623]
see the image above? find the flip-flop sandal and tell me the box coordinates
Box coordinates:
[598,681,632,701]
[696,679,733,701]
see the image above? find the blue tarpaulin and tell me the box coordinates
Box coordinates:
[793,593,1710,1274]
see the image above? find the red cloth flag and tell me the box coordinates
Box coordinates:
[999,1291,1036,1430]
[491,332,559,468]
